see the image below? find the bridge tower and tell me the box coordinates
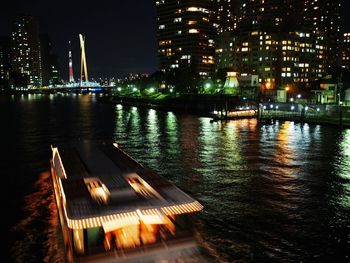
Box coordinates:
[68,41,75,83]
[79,34,89,87]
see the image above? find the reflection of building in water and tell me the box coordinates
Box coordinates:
[179,116,200,164]
[50,141,203,262]
[275,122,294,167]
[336,130,350,207]
[145,109,161,163]
[178,116,203,188]
[166,112,179,148]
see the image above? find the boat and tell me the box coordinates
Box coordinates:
[50,141,204,262]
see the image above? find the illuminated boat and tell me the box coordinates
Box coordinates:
[50,141,203,262]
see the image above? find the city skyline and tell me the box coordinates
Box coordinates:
[0,0,350,79]
[0,0,158,79]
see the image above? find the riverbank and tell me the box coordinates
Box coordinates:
[102,94,350,129]
[7,92,349,129]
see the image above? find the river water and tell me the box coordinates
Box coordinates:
[2,94,350,262]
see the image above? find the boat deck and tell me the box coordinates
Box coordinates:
[52,141,201,220]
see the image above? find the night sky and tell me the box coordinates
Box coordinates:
[0,0,349,80]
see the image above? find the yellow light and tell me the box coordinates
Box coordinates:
[55,160,203,230]
[227,71,238,77]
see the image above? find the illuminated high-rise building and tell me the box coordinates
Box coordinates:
[217,31,325,90]
[343,33,350,70]
[40,34,53,87]
[155,0,218,77]
[49,54,60,86]
[38,34,61,87]
[302,0,341,71]
[216,0,335,91]
[11,16,42,88]
[0,37,11,92]
[237,0,298,32]
[217,0,239,33]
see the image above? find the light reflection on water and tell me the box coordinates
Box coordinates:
[11,172,64,263]
[2,95,350,262]
[335,129,350,207]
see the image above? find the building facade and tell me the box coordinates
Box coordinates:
[40,34,60,86]
[217,0,238,33]
[215,0,340,92]
[342,33,350,70]
[0,37,11,92]
[40,34,52,87]
[302,0,341,71]
[50,54,60,86]
[11,16,42,88]
[155,0,218,77]
[237,0,299,33]
[217,30,324,90]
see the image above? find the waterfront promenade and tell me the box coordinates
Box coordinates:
[210,102,350,128]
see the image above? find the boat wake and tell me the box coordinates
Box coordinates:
[11,171,64,263]
[194,231,229,263]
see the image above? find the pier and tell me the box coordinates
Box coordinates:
[210,103,350,128]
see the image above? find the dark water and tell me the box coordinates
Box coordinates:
[2,94,350,262]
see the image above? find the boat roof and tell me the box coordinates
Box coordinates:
[51,141,202,222]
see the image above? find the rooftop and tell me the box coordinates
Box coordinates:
[51,141,202,226]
